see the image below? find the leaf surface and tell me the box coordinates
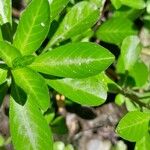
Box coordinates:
[10,97,53,150]
[135,133,150,150]
[0,41,21,67]
[49,0,69,21]
[0,68,7,84]
[13,0,50,55]
[0,0,12,24]
[96,17,137,45]
[120,0,146,9]
[47,73,107,106]
[116,111,150,141]
[30,42,114,78]
[48,1,99,47]
[121,36,142,71]
[12,67,50,111]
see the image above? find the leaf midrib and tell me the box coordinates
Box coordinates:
[19,0,43,53]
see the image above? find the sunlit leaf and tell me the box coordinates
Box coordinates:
[30,42,114,78]
[13,0,50,55]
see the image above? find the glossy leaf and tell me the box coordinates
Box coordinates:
[13,0,50,55]
[116,111,150,141]
[12,67,50,111]
[0,68,7,84]
[135,133,150,150]
[121,36,142,71]
[0,41,21,67]
[10,97,53,150]
[30,42,114,78]
[48,1,99,47]
[49,0,69,21]
[120,0,146,9]
[0,0,12,24]
[96,17,137,45]
[47,73,108,106]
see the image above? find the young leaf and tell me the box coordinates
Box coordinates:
[120,0,146,9]
[135,133,150,150]
[96,17,137,45]
[12,67,50,111]
[121,36,142,71]
[13,0,50,55]
[0,41,21,67]
[30,42,114,78]
[0,0,12,24]
[116,111,150,141]
[49,0,69,21]
[47,1,99,47]
[10,97,53,150]
[47,73,107,106]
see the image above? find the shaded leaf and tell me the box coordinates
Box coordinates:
[111,0,122,9]
[47,73,108,106]
[12,67,50,111]
[30,42,114,78]
[116,111,150,141]
[120,0,146,9]
[0,82,8,106]
[10,97,53,150]
[13,0,50,55]
[96,17,137,45]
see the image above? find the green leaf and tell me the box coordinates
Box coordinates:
[10,97,53,150]
[0,68,7,84]
[12,67,50,111]
[135,132,150,150]
[129,61,148,87]
[48,1,99,47]
[49,0,69,21]
[113,7,142,21]
[51,116,68,134]
[13,0,50,55]
[30,42,114,78]
[115,94,125,106]
[0,41,21,67]
[47,73,108,106]
[120,0,146,9]
[111,0,122,9]
[116,111,150,141]
[0,82,8,106]
[13,55,35,68]
[0,0,12,24]
[121,36,142,71]
[96,17,137,45]
[0,28,3,40]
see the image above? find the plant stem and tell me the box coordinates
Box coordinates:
[120,89,150,109]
